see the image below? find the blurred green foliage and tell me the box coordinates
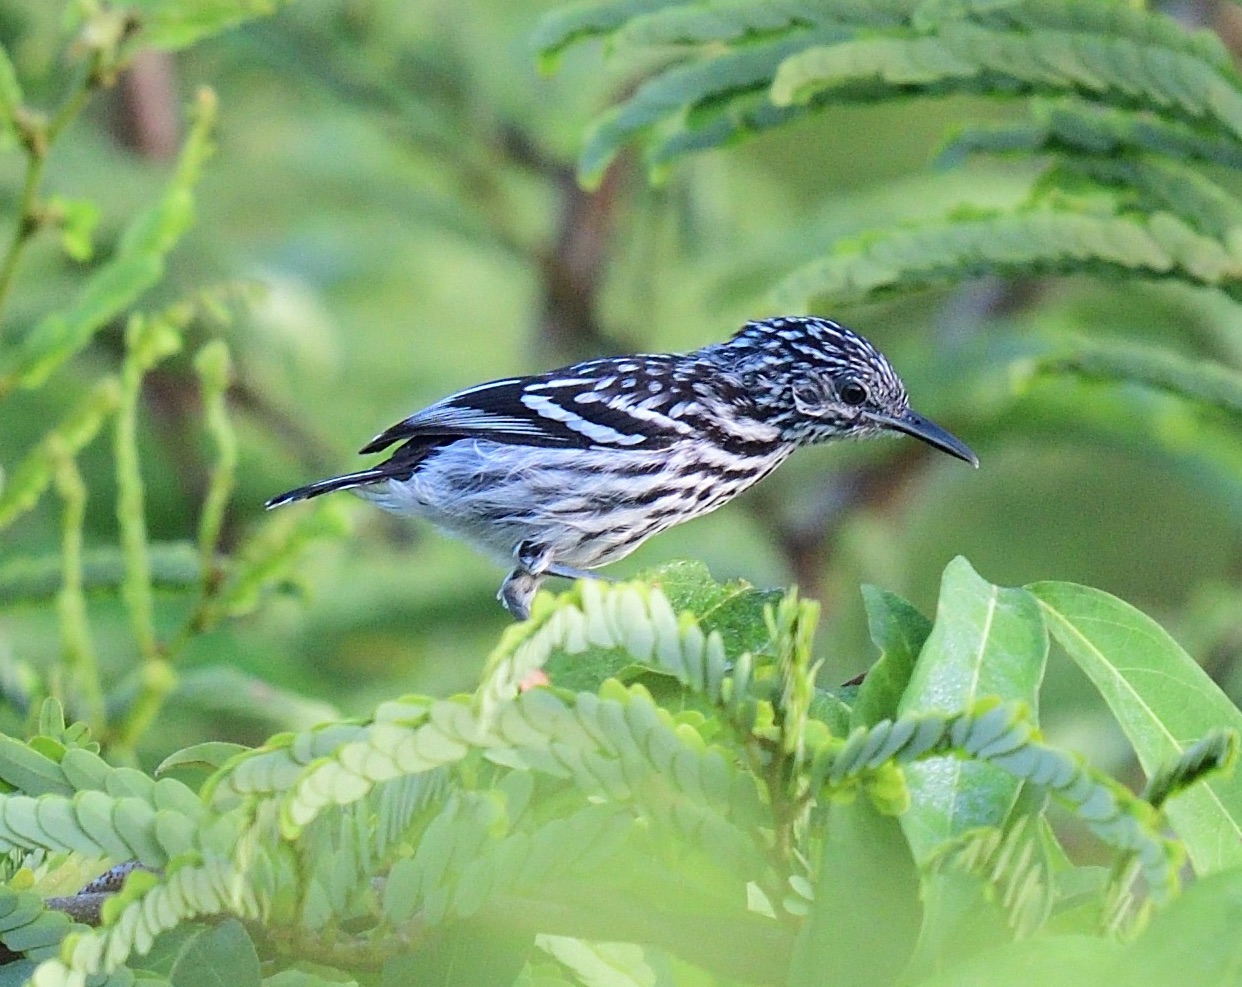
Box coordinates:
[4,0,1242,775]
[0,563,1232,987]
[0,0,1239,984]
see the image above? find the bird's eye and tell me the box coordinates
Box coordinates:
[838,380,868,406]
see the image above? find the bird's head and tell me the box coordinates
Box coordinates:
[715,316,978,466]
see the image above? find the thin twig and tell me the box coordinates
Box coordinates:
[0,56,102,331]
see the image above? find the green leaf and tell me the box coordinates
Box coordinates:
[2,88,217,390]
[852,586,933,728]
[535,937,655,987]
[1036,340,1242,421]
[0,45,23,147]
[770,24,1242,134]
[0,381,119,533]
[648,561,783,659]
[1030,581,1242,874]
[1115,867,1242,986]
[906,869,1012,981]
[125,0,292,51]
[915,934,1122,987]
[0,736,72,797]
[898,557,1048,862]
[914,0,1232,67]
[772,206,1228,310]
[578,29,842,187]
[262,971,359,987]
[48,197,101,263]
[788,798,921,987]
[155,743,250,778]
[382,921,532,987]
[532,0,685,71]
[613,0,905,51]
[169,919,260,987]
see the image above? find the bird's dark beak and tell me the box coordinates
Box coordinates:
[867,409,979,467]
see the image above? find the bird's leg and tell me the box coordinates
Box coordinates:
[499,544,615,618]
[544,562,611,583]
[498,541,556,621]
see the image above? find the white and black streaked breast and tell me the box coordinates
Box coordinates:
[359,435,793,569]
[349,349,791,568]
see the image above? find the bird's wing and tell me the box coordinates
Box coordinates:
[359,357,717,455]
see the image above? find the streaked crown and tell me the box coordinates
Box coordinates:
[703,316,910,445]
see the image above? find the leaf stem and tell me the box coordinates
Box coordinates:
[0,57,101,335]
[49,439,106,732]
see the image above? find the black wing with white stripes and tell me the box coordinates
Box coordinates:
[359,355,718,455]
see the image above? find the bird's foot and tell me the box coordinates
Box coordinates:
[500,542,611,619]
[498,568,541,621]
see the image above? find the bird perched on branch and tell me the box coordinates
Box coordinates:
[267,316,977,620]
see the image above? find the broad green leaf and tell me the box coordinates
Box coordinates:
[917,935,1122,987]
[650,561,782,658]
[787,798,921,987]
[1115,866,1242,986]
[852,586,933,728]
[1030,581,1242,874]
[169,920,260,987]
[905,869,1012,982]
[263,972,359,987]
[382,922,533,987]
[536,937,655,987]
[898,557,1048,861]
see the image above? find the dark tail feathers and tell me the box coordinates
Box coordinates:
[265,469,389,509]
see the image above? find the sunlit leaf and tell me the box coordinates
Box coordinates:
[852,586,932,729]
[788,798,921,987]
[1031,581,1242,873]
[898,557,1048,862]
[169,920,260,987]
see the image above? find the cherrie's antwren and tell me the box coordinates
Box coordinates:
[267,316,977,619]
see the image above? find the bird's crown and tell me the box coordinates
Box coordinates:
[704,315,910,444]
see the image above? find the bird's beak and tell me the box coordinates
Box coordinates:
[866,409,979,467]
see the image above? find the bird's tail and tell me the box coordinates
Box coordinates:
[265,469,390,509]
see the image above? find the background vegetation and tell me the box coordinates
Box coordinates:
[2,0,1242,985]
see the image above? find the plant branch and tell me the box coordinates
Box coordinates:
[48,440,105,733]
[0,56,102,332]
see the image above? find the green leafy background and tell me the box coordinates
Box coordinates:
[5,0,1242,770]
[2,0,1242,983]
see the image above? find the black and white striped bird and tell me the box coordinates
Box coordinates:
[267,316,977,619]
